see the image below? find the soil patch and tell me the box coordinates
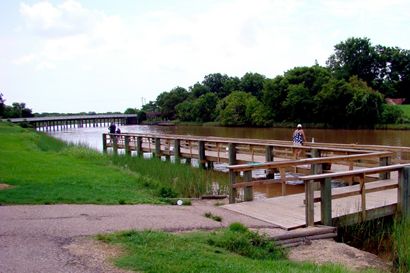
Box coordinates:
[0,183,14,190]
[288,239,392,272]
[64,237,134,273]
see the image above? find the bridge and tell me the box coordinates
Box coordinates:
[4,114,138,131]
[102,132,410,229]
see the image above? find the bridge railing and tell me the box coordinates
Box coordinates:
[227,151,393,202]
[300,164,410,227]
[102,133,377,165]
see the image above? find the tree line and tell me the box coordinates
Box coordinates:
[131,37,409,128]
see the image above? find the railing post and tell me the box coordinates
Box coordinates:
[311,149,322,191]
[320,177,332,226]
[112,134,118,155]
[229,143,237,204]
[359,174,366,221]
[136,136,143,157]
[155,137,161,158]
[305,180,315,227]
[198,140,206,169]
[398,166,410,219]
[243,170,253,201]
[124,136,131,156]
[174,139,181,163]
[265,145,275,178]
[379,156,391,180]
[102,134,107,153]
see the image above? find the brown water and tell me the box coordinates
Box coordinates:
[49,125,409,198]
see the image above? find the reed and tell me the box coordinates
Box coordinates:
[392,218,410,272]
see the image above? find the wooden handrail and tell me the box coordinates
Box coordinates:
[227,151,393,172]
[300,163,410,182]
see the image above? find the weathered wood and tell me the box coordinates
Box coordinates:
[398,166,410,219]
[124,136,131,156]
[280,167,287,196]
[112,135,118,155]
[359,174,366,220]
[154,137,161,158]
[320,177,332,226]
[229,143,237,204]
[102,134,107,153]
[379,156,391,180]
[305,180,315,226]
[243,170,253,201]
[173,139,181,162]
[198,140,206,169]
[136,136,143,156]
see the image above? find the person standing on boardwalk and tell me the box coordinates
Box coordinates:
[292,124,306,159]
[108,123,116,134]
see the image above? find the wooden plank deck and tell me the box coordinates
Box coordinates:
[222,179,397,230]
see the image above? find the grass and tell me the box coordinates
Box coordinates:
[397,105,410,119]
[393,218,410,272]
[97,223,379,273]
[0,122,226,204]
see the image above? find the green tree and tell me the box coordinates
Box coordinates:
[156,87,189,120]
[239,72,266,100]
[345,76,384,128]
[175,100,196,121]
[217,91,263,126]
[314,78,354,126]
[190,83,210,98]
[327,37,378,85]
[124,108,138,114]
[194,93,218,122]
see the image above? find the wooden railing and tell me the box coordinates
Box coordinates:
[227,151,393,203]
[102,133,381,166]
[300,164,410,227]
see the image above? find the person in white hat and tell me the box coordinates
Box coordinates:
[292,124,306,159]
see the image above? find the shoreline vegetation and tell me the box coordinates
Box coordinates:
[1,122,409,272]
[0,122,227,205]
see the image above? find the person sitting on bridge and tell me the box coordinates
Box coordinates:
[116,128,121,134]
[108,123,116,134]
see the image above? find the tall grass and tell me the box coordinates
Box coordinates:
[111,156,229,198]
[393,218,410,272]
[97,223,370,273]
[0,122,224,204]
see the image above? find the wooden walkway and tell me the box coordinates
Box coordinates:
[223,178,397,230]
[102,133,410,228]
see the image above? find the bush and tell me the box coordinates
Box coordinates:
[207,222,285,260]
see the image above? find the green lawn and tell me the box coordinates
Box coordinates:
[397,105,410,119]
[0,122,223,204]
[98,223,380,273]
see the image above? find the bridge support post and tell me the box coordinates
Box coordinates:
[244,170,253,201]
[229,143,237,204]
[265,145,275,178]
[112,135,118,155]
[102,134,107,153]
[305,180,315,227]
[174,139,181,163]
[136,137,143,157]
[198,141,206,169]
[320,177,332,226]
[155,138,161,158]
[311,149,322,191]
[398,166,410,219]
[379,156,391,180]
[124,136,131,156]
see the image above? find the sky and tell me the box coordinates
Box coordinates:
[1,0,410,113]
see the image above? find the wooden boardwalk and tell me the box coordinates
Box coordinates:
[102,133,410,228]
[223,178,397,230]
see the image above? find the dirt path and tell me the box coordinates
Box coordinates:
[0,201,391,272]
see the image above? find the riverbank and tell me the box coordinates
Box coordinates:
[0,122,227,205]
